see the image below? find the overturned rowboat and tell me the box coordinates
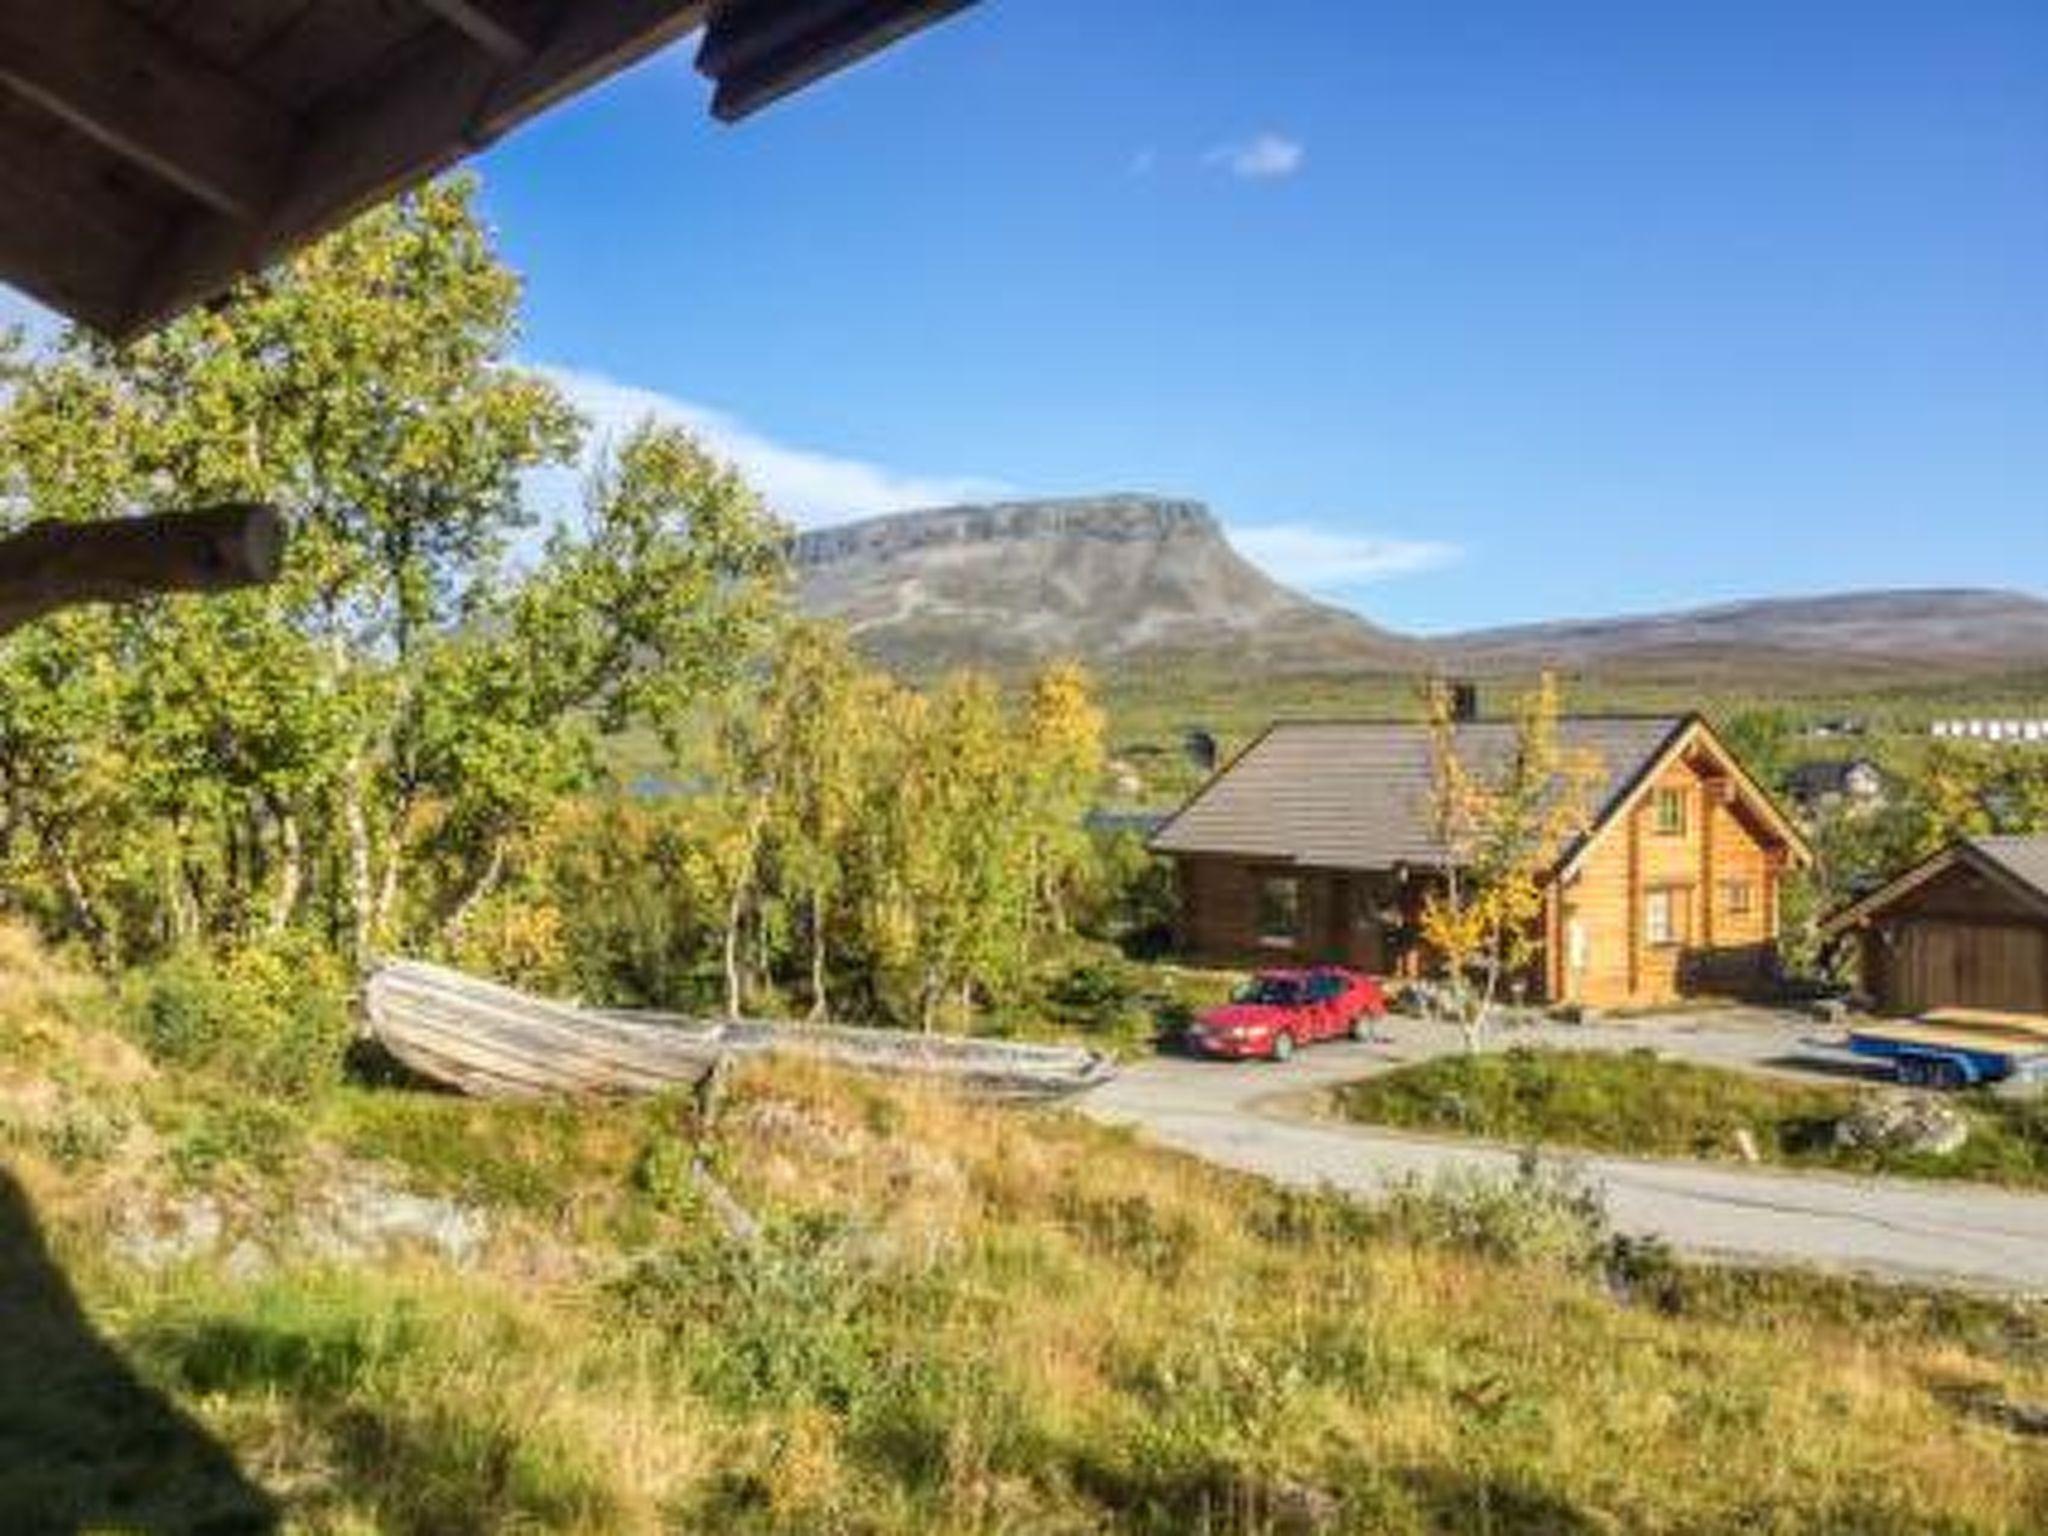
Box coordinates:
[364,960,1118,1103]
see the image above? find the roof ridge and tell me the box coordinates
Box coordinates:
[1261,712,1689,729]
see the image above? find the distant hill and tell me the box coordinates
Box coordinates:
[793,495,2048,684]
[792,495,1420,674]
[1442,589,2048,680]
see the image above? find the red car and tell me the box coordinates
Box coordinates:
[1185,967,1388,1061]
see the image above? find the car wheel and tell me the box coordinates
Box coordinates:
[1929,1058,1964,1091]
[1271,1031,1296,1063]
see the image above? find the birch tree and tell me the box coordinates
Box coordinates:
[1420,674,1603,1050]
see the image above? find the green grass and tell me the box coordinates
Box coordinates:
[7,927,2048,1532]
[1334,1047,2048,1188]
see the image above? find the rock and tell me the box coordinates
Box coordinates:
[1832,1094,1969,1158]
[1269,1479,1342,1533]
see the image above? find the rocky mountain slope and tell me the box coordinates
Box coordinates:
[793,495,1419,673]
[794,495,2048,681]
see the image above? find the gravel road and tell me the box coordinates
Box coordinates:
[1081,1012,2048,1294]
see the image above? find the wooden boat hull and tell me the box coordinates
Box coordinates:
[364,961,1117,1102]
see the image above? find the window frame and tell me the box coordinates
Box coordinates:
[1651,786,1688,837]
[1644,885,1688,949]
[1255,874,1303,948]
[1720,878,1755,917]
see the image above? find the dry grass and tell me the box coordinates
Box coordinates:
[0,927,2044,1531]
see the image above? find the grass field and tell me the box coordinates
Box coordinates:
[1333,1047,2048,1189]
[4,932,2048,1531]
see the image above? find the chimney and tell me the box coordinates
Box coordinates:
[1449,681,1479,723]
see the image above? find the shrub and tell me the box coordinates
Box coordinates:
[120,935,352,1099]
[1382,1153,1612,1272]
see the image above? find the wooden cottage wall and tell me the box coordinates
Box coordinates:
[1558,753,1783,1008]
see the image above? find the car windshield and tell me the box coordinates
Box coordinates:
[1234,976,1303,1006]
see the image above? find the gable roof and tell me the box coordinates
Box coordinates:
[1149,712,1809,877]
[1823,834,2048,936]
[1150,715,1686,872]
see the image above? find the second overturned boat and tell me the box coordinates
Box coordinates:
[364,959,1118,1103]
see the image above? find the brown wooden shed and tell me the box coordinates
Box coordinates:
[1823,836,2048,1017]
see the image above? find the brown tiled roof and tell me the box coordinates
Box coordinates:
[1970,836,2048,902]
[1149,716,1689,871]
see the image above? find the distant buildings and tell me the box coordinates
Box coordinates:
[1930,719,2048,744]
[1784,758,1889,816]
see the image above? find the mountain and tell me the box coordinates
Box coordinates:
[792,495,1420,674]
[1442,589,2048,680]
[793,494,2048,682]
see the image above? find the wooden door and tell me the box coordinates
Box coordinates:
[1335,877,1387,973]
[1893,921,2048,1015]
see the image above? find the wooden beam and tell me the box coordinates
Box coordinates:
[415,0,547,65]
[703,0,974,122]
[0,1,295,220]
[117,1,711,338]
[0,113,168,331]
[0,505,285,637]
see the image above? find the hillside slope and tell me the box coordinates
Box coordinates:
[793,494,1420,674]
[1444,588,2048,680]
[795,495,2048,684]
[8,930,2048,1530]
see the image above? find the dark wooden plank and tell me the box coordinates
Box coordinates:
[116,1,709,338]
[415,0,552,63]
[705,0,973,122]
[0,0,296,218]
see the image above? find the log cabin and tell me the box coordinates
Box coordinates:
[1822,836,2048,1016]
[1149,712,1810,1010]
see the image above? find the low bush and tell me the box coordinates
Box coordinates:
[1381,1152,1613,1272]
[119,935,353,1099]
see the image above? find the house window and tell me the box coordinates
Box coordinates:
[1644,887,1687,948]
[1721,879,1755,917]
[1652,787,1687,836]
[1256,876,1301,947]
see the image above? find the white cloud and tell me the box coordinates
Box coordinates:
[1204,132,1305,181]
[1229,523,1460,591]
[531,363,1010,529]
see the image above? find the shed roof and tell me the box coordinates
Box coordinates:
[1974,836,2048,901]
[0,0,972,339]
[1149,715,1692,873]
[1821,834,2048,937]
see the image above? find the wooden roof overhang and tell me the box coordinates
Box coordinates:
[0,0,972,631]
[1552,714,1813,884]
[1820,839,2048,941]
[1,0,974,342]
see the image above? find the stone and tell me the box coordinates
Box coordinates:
[1832,1093,1969,1158]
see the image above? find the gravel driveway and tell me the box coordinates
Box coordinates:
[1081,1011,2048,1294]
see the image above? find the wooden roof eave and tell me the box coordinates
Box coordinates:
[1553,715,1814,884]
[1819,841,2048,940]
[0,0,977,342]
[0,0,973,632]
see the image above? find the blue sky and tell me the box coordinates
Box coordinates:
[11,2,2048,632]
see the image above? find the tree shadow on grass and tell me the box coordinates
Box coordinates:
[0,1167,278,1534]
